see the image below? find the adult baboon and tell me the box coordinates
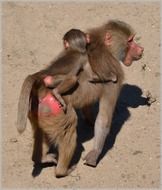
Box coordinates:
[17,20,144,177]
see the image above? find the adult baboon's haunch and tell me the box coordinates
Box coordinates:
[17,20,144,177]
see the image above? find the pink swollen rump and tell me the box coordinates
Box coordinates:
[38,92,62,117]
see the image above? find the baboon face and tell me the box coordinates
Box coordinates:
[106,33,144,66]
[103,20,144,66]
[123,34,144,66]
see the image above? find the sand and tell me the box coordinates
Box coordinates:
[1,1,160,189]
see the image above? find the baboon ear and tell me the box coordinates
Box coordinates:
[104,32,112,46]
[86,33,90,43]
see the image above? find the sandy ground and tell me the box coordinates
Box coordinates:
[1,1,160,189]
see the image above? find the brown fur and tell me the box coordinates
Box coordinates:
[44,29,117,109]
[17,19,143,177]
[28,101,77,177]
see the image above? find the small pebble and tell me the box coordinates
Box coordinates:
[10,138,18,143]
[132,150,143,155]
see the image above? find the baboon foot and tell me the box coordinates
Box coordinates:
[55,167,68,178]
[109,72,117,82]
[55,165,76,178]
[83,150,98,167]
[42,153,57,164]
[52,89,67,112]
[112,75,117,82]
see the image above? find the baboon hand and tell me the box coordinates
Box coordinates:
[83,150,98,167]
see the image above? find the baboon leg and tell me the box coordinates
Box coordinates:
[52,88,67,111]
[55,127,77,178]
[41,153,57,164]
[52,76,78,112]
[84,85,118,167]
[32,125,57,164]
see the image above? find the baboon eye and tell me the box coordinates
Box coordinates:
[128,37,133,43]
[128,34,135,43]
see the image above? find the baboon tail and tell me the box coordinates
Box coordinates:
[17,75,36,133]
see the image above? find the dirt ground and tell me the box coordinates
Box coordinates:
[1,1,160,189]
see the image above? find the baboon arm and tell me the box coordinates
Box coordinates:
[56,57,86,94]
[94,84,118,150]
[56,75,78,94]
[84,84,118,166]
[45,57,85,93]
[51,75,78,111]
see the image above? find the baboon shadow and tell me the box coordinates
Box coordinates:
[72,83,150,166]
[71,110,95,166]
[32,83,150,176]
[32,162,56,177]
[97,83,150,164]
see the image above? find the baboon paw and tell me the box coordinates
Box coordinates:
[83,150,98,167]
[55,170,68,178]
[112,76,117,82]
[55,165,76,178]
[42,153,57,164]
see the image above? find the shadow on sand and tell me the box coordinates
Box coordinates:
[72,83,150,166]
[32,83,150,176]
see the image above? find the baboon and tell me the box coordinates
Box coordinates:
[82,20,144,166]
[17,20,144,177]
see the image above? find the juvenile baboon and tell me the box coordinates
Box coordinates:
[17,20,144,177]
